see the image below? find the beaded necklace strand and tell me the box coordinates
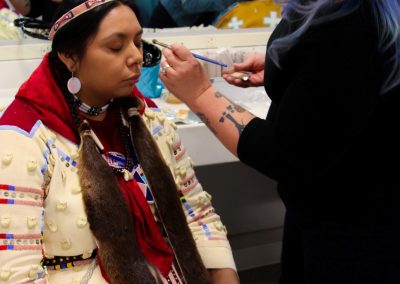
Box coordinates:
[77,98,135,181]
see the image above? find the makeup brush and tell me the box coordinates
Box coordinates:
[152,39,228,68]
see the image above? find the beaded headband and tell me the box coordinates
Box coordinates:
[49,0,115,40]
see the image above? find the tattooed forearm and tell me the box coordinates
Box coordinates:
[214,91,246,112]
[196,112,218,135]
[231,103,246,113]
[219,104,247,135]
[215,91,224,98]
[226,98,246,113]
[207,91,249,135]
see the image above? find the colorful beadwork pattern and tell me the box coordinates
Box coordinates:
[0,184,43,207]
[42,250,97,270]
[0,233,42,251]
[178,173,198,194]
[49,0,115,39]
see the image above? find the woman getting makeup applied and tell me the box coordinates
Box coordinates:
[0,0,239,283]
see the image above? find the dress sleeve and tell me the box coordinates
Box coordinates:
[0,126,47,283]
[143,108,236,271]
[238,15,381,182]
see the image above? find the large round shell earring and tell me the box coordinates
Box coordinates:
[67,72,81,94]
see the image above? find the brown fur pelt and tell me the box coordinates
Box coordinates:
[78,121,161,284]
[123,97,211,284]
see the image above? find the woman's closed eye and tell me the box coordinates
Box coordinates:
[110,46,122,52]
[110,41,141,52]
[134,40,143,49]
[108,41,123,52]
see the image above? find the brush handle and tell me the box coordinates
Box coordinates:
[152,39,228,67]
[191,53,228,67]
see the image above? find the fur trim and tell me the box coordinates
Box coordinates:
[127,98,211,284]
[78,120,161,284]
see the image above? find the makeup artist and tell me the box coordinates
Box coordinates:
[159,0,400,283]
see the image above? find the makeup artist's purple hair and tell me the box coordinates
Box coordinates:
[268,0,400,94]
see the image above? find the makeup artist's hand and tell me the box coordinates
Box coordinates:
[159,43,212,107]
[223,53,266,88]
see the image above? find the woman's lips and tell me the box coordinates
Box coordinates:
[124,75,140,83]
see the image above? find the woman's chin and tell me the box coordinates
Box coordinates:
[114,86,136,98]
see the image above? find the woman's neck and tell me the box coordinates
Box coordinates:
[76,87,112,106]
[74,91,113,119]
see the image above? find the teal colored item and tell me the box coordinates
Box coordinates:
[136,64,164,99]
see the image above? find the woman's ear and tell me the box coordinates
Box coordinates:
[57,52,78,72]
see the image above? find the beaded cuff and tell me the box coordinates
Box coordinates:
[42,250,97,270]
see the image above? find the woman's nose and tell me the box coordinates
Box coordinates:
[127,43,143,67]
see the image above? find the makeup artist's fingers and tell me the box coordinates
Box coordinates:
[159,48,211,105]
[222,75,251,88]
[159,60,177,76]
[169,43,194,61]
[162,43,196,67]
[162,48,181,67]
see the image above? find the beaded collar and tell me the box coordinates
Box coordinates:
[73,94,112,116]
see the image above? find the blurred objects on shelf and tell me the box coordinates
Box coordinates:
[154,77,270,125]
[161,88,183,104]
[0,8,23,40]
[194,47,260,78]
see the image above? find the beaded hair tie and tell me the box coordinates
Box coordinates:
[49,0,115,40]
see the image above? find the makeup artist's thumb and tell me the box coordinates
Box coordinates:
[223,62,249,75]
[233,60,253,72]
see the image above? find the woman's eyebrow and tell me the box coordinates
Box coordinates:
[101,29,143,42]
[136,29,144,38]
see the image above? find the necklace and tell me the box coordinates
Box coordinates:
[87,106,135,181]
[73,94,113,116]
[113,109,134,181]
